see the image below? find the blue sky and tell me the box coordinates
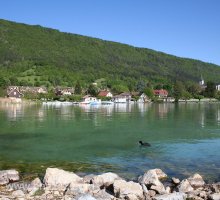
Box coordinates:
[0,0,220,65]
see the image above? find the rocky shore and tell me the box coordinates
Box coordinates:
[0,168,220,200]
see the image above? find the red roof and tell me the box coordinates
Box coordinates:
[98,91,110,97]
[154,89,168,96]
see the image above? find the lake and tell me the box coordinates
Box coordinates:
[0,102,220,182]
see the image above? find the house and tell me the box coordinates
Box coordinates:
[55,87,74,96]
[112,92,131,103]
[98,91,113,98]
[137,93,150,103]
[199,76,207,90]
[112,95,127,103]
[80,95,101,105]
[216,84,220,91]
[7,88,23,99]
[19,86,48,94]
[154,89,168,98]
[120,92,132,102]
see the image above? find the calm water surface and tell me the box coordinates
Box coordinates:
[0,102,220,181]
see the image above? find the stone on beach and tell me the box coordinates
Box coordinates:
[187,173,205,188]
[91,172,121,187]
[172,177,180,185]
[139,169,167,186]
[65,182,95,196]
[139,169,166,194]
[43,168,82,190]
[77,194,97,200]
[0,169,19,185]
[113,179,144,200]
[178,179,194,193]
[209,193,220,200]
[153,192,187,200]
[28,177,43,195]
[12,190,25,198]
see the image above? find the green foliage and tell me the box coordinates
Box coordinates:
[186,82,201,97]
[216,91,220,100]
[87,84,99,96]
[68,95,83,102]
[98,96,112,101]
[0,19,220,89]
[112,84,129,94]
[204,81,216,98]
[75,81,82,95]
[144,87,154,99]
[136,80,147,93]
[0,87,6,97]
[173,81,185,102]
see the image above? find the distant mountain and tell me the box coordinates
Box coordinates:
[0,19,219,88]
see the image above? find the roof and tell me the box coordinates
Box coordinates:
[98,91,110,97]
[83,95,91,98]
[7,88,23,96]
[120,92,131,96]
[154,89,168,96]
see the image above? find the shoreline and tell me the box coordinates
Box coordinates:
[0,167,220,200]
[0,97,220,105]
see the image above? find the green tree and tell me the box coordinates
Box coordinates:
[143,87,154,99]
[75,81,82,94]
[0,76,7,87]
[173,81,185,102]
[87,84,98,96]
[136,80,146,93]
[204,81,216,98]
[187,83,201,97]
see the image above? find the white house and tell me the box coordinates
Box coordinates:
[80,95,101,105]
[137,93,150,103]
[112,95,127,103]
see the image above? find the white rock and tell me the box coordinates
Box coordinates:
[77,194,97,200]
[142,183,149,194]
[139,169,166,186]
[165,186,171,194]
[154,169,168,179]
[83,174,95,184]
[149,190,157,197]
[210,193,220,200]
[12,190,25,198]
[172,177,180,184]
[113,179,144,200]
[153,192,187,200]
[43,168,82,191]
[94,189,115,200]
[199,191,207,198]
[178,179,194,193]
[187,173,205,188]
[28,177,42,194]
[92,172,120,187]
[66,182,92,196]
[0,170,19,185]
[151,184,166,194]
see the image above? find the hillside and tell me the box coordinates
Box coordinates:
[0,19,220,89]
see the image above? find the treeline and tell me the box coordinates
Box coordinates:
[0,19,220,94]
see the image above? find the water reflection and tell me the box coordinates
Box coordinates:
[1,102,220,180]
[1,103,220,126]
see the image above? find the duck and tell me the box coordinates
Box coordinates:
[139,140,151,147]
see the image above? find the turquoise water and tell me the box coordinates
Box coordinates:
[0,102,220,181]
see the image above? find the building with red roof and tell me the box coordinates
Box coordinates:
[154,89,168,98]
[98,91,113,98]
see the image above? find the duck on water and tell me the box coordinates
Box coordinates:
[139,141,151,147]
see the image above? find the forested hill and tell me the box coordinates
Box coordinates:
[0,19,220,88]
